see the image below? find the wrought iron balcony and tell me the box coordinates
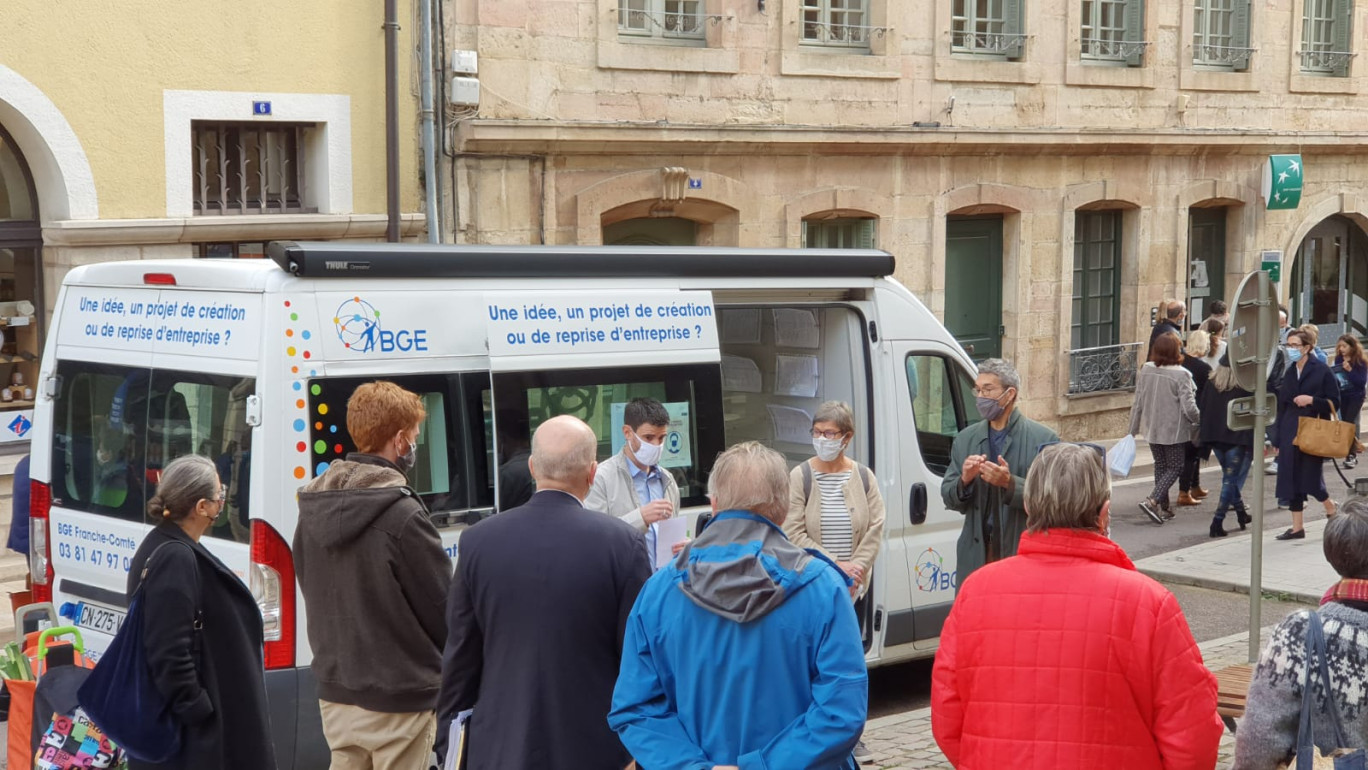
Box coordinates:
[1298,48,1355,73]
[1193,43,1256,66]
[951,30,1028,55]
[618,8,720,39]
[1081,38,1150,60]
[1068,342,1141,395]
[802,21,887,48]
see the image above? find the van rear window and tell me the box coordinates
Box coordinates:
[50,361,256,543]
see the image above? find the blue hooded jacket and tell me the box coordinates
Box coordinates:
[608,510,867,770]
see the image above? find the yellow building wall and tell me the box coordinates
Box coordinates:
[0,0,422,220]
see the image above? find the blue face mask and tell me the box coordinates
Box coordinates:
[1287,348,1304,363]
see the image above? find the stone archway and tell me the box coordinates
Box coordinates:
[574,169,749,246]
[0,64,98,222]
[1286,213,1368,340]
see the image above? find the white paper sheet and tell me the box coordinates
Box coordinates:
[767,405,814,445]
[444,710,472,770]
[721,355,763,393]
[773,308,820,349]
[721,308,762,344]
[654,516,689,568]
[774,354,820,397]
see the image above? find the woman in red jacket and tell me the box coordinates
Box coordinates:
[931,443,1223,770]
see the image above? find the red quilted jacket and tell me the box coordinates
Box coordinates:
[931,528,1222,770]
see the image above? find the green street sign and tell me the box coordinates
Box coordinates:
[1261,249,1282,283]
[1263,154,1303,210]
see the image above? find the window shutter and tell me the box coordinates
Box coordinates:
[856,219,877,249]
[1003,0,1025,59]
[1333,0,1354,76]
[802,220,812,247]
[1230,0,1252,70]
[1125,0,1146,66]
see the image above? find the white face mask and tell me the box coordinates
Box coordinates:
[813,436,845,462]
[631,431,663,467]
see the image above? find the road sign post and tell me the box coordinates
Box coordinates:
[1228,270,1277,662]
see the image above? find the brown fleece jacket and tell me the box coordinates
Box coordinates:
[293,453,452,712]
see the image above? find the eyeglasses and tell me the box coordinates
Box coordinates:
[811,429,847,439]
[973,387,1010,398]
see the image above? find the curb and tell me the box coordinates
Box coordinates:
[1136,567,1322,606]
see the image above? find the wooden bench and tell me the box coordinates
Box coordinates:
[1214,663,1254,733]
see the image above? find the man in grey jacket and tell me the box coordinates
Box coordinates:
[585,397,681,569]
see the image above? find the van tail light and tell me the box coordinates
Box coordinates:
[29,480,53,603]
[250,520,296,670]
[142,272,177,286]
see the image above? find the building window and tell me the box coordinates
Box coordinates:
[1194,0,1252,69]
[196,242,267,259]
[617,0,706,43]
[952,0,1025,59]
[801,0,877,50]
[1081,0,1147,65]
[1299,0,1354,75]
[192,121,314,215]
[803,217,877,248]
[1069,210,1138,394]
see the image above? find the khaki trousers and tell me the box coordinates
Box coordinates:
[319,700,437,770]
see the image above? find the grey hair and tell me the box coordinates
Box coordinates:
[812,401,855,436]
[529,420,596,482]
[1166,301,1186,321]
[148,455,220,522]
[707,442,790,524]
[1325,499,1368,579]
[977,359,1020,392]
[1024,443,1110,533]
[1186,330,1211,357]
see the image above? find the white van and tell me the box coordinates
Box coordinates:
[29,242,981,769]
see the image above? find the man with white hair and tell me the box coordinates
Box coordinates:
[609,441,868,769]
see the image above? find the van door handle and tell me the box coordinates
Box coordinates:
[910,482,928,525]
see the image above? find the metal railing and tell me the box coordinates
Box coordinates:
[951,30,1028,55]
[1297,48,1355,72]
[617,8,709,39]
[802,21,887,48]
[193,123,310,216]
[1068,342,1141,395]
[1194,43,1256,66]
[1081,38,1150,60]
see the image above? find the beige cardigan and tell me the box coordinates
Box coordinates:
[785,459,885,597]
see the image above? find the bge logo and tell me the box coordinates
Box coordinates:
[333,297,428,354]
[914,548,957,592]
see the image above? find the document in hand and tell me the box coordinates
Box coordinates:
[655,515,688,567]
[443,710,472,770]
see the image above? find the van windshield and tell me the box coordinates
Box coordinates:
[50,361,256,544]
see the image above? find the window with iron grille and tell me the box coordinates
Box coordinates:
[1300,0,1353,75]
[803,217,877,249]
[192,121,314,215]
[1081,0,1147,65]
[617,0,706,43]
[1194,0,1251,69]
[952,0,1025,60]
[802,0,874,50]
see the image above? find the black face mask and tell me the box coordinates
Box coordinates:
[396,439,417,474]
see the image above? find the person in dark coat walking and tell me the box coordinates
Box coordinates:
[1178,330,1214,506]
[437,415,652,770]
[1274,329,1341,540]
[1198,354,1254,537]
[127,455,276,770]
[1332,334,1368,468]
[1147,300,1186,359]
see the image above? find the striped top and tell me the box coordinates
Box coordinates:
[815,470,854,560]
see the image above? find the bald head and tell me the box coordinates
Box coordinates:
[529,415,599,498]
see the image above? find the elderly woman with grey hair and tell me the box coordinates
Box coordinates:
[932,443,1221,769]
[1234,500,1368,769]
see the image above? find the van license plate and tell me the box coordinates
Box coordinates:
[75,603,125,635]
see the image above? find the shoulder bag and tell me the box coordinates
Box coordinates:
[1294,404,1356,460]
[76,540,202,763]
[1287,611,1366,769]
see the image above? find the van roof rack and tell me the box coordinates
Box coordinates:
[267,241,896,279]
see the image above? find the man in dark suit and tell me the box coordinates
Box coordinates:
[437,415,652,770]
[1148,299,1186,355]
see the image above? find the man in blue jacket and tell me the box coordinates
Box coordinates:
[609,441,867,770]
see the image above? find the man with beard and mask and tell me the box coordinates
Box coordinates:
[940,358,1058,591]
[293,381,452,770]
[586,397,681,569]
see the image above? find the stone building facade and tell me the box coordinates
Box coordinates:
[445,0,1368,437]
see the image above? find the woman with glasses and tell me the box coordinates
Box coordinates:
[1273,329,1341,540]
[786,400,885,601]
[1128,332,1201,525]
[127,454,277,770]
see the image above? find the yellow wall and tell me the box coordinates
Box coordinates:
[0,0,422,220]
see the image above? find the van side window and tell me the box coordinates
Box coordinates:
[491,364,724,507]
[50,361,256,543]
[307,373,494,522]
[905,355,979,476]
[717,306,871,466]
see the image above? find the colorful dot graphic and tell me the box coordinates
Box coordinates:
[330,425,337,434]
[296,399,305,409]
[318,403,329,415]
[296,442,306,452]
[287,346,297,357]
[334,443,344,454]
[310,384,321,396]
[316,462,330,476]
[293,467,306,479]
[292,382,301,392]
[293,419,305,432]
[302,331,311,340]
[314,440,327,454]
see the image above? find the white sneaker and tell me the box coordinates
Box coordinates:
[1265,461,1278,475]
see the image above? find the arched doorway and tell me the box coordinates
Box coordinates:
[1288,215,1368,341]
[0,122,43,442]
[603,216,698,246]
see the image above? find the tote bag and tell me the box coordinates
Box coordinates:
[1288,611,1367,770]
[1294,406,1356,460]
[76,541,200,763]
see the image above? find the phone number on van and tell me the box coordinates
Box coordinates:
[55,542,131,572]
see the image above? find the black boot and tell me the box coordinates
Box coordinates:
[1210,516,1228,538]
[1234,503,1251,531]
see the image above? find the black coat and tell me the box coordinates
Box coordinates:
[437,490,652,770]
[1275,357,1342,501]
[127,523,276,770]
[1198,379,1253,448]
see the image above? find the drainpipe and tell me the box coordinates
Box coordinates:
[419,0,440,243]
[384,0,401,242]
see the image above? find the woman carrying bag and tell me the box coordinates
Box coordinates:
[1129,332,1201,525]
[1333,334,1368,469]
[1274,330,1341,541]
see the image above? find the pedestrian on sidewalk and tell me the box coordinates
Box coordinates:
[1274,329,1340,540]
[1205,299,1230,329]
[609,441,867,770]
[1179,330,1215,506]
[1199,354,1254,537]
[940,358,1058,589]
[293,381,452,770]
[1233,499,1368,769]
[1129,332,1201,524]
[1299,323,1330,363]
[1332,334,1367,469]
[1200,318,1227,370]
[930,443,1222,770]
[439,416,651,770]
[1148,299,1186,360]
[1265,308,1292,480]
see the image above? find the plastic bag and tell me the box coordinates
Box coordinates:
[1108,435,1137,479]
